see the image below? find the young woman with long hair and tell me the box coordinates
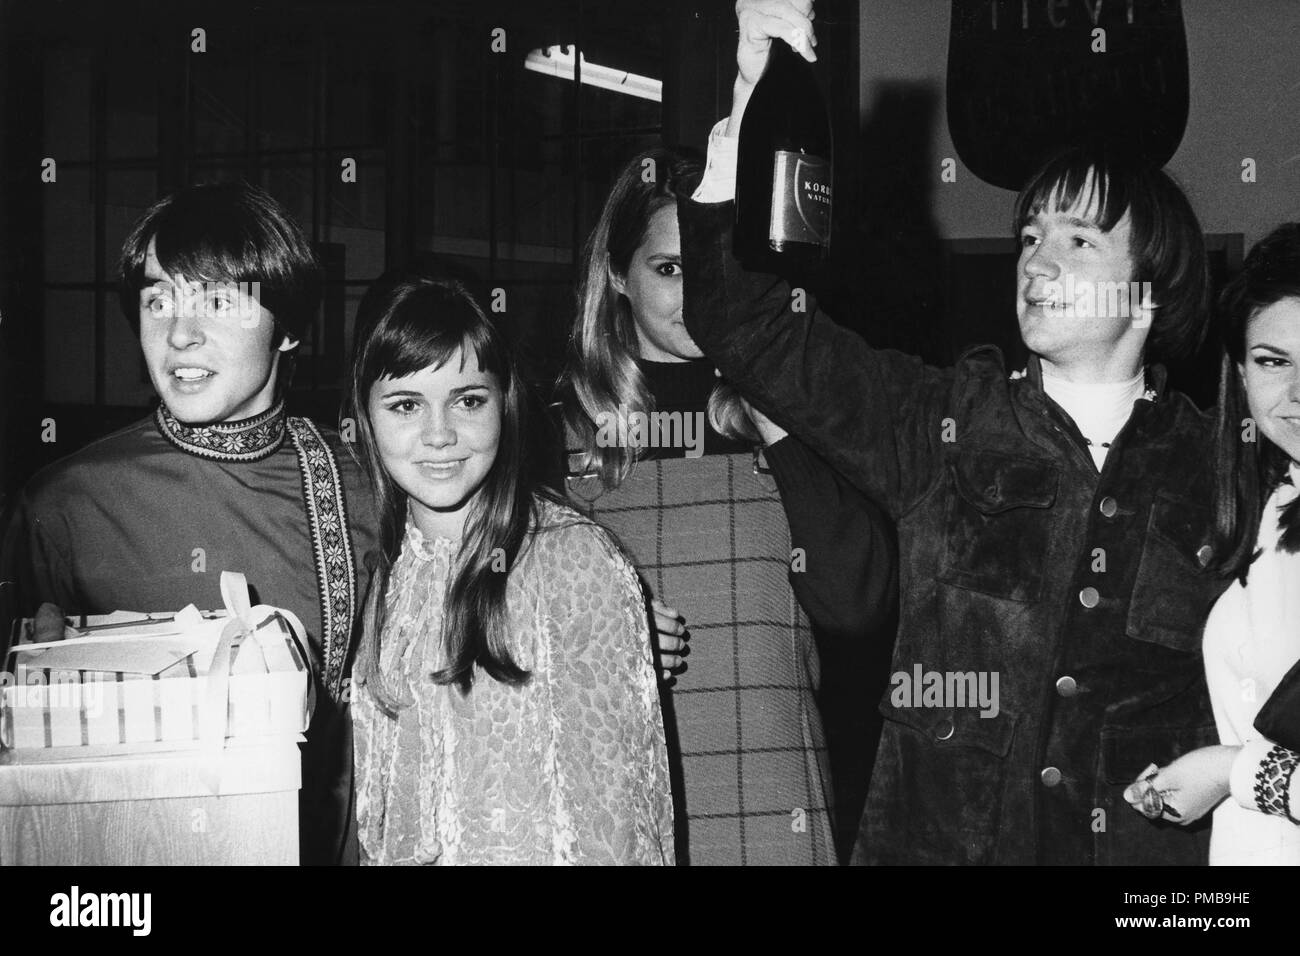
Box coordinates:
[1125,223,1300,863]
[560,147,897,865]
[347,269,674,865]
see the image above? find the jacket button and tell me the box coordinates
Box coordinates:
[1079,587,1100,608]
[934,718,955,741]
[1056,675,1078,697]
[1041,767,1062,787]
[1099,496,1118,517]
[1197,544,1212,567]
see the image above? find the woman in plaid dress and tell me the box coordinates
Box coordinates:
[560,148,896,865]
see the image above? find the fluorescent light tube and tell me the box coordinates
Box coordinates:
[524,45,662,103]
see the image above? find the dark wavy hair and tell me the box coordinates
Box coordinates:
[1209,222,1300,581]
[119,181,321,347]
[347,271,550,705]
[1013,145,1210,363]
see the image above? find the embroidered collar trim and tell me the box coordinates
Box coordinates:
[286,417,358,699]
[155,400,287,462]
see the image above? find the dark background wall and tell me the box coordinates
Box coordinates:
[0,0,864,503]
[10,1,1292,503]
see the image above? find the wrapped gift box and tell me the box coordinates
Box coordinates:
[1,604,311,754]
[0,575,310,865]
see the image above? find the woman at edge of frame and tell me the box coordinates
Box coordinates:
[1125,223,1300,864]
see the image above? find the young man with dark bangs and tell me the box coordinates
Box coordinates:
[675,0,1232,864]
[0,182,377,865]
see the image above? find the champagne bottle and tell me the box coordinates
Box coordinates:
[734,35,833,271]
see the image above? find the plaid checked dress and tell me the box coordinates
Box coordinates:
[568,449,836,865]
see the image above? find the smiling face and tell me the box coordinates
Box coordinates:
[1241,297,1300,465]
[367,346,502,541]
[1016,175,1149,381]
[138,240,294,423]
[610,204,703,363]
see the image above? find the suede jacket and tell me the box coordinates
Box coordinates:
[677,195,1232,866]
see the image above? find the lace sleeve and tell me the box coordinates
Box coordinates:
[538,519,676,865]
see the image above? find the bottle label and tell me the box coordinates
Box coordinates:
[769,151,832,247]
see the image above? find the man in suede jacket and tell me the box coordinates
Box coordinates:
[674,0,1232,865]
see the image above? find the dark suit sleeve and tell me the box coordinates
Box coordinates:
[677,195,955,518]
[763,435,898,641]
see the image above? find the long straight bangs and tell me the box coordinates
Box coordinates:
[355,281,511,403]
[348,274,540,709]
[349,277,520,539]
[1013,146,1209,361]
[1013,147,1130,237]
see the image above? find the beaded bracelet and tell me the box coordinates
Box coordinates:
[1253,745,1299,824]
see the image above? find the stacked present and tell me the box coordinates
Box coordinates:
[1,573,312,755]
[0,572,311,865]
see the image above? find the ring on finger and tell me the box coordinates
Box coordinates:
[1140,786,1165,819]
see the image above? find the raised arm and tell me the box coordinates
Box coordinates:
[677,2,954,515]
[678,185,952,515]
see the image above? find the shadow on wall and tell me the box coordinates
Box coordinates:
[818,80,950,368]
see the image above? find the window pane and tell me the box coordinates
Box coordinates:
[104,169,159,278]
[44,168,94,283]
[191,40,249,157]
[44,44,92,162]
[327,224,385,284]
[326,149,384,229]
[326,33,385,149]
[256,33,315,152]
[430,163,489,246]
[43,291,96,404]
[102,293,153,408]
[258,155,318,240]
[106,37,159,158]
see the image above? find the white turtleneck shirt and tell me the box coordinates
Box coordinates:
[1040,367,1148,469]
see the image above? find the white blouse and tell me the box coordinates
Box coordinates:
[1203,463,1300,865]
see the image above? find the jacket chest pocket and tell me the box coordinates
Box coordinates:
[1126,493,1216,653]
[940,451,1060,604]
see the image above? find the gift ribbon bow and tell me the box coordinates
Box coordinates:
[198,571,314,794]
